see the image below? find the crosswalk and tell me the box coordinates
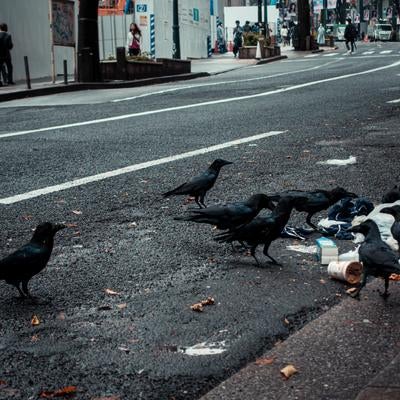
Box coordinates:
[304,49,399,58]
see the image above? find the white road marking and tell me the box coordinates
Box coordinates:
[380,50,393,54]
[362,51,375,55]
[322,53,338,57]
[1,59,399,140]
[304,54,320,58]
[112,59,340,103]
[387,98,400,103]
[0,131,285,205]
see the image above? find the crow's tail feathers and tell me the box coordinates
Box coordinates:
[214,231,235,243]
[163,183,187,198]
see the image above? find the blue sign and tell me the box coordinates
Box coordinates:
[193,8,199,21]
[136,4,147,12]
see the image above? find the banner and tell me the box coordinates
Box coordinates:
[51,0,75,47]
[327,0,337,9]
[313,0,324,13]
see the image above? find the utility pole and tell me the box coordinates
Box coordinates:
[77,0,101,82]
[258,0,262,27]
[172,0,181,59]
[264,0,269,38]
[297,0,311,49]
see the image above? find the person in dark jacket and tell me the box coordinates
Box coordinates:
[344,18,357,54]
[0,23,14,85]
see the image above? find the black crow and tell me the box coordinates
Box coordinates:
[174,193,275,231]
[270,187,357,230]
[215,196,304,266]
[0,222,66,297]
[382,185,400,204]
[381,205,400,246]
[348,220,400,299]
[163,159,233,208]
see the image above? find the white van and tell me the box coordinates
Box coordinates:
[371,24,393,41]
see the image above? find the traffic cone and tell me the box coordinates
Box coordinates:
[363,34,369,43]
[228,41,233,52]
[214,40,219,54]
[256,40,262,59]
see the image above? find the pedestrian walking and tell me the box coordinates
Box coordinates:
[126,23,142,57]
[281,25,289,46]
[0,23,14,85]
[217,22,227,53]
[317,24,326,45]
[233,20,243,58]
[344,18,357,54]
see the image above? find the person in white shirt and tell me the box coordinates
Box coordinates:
[126,23,142,56]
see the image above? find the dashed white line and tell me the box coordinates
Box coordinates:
[1,59,399,140]
[380,50,393,54]
[304,54,320,58]
[0,131,285,204]
[322,53,338,57]
[362,51,375,55]
[387,98,400,104]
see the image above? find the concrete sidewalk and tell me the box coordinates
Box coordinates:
[0,51,289,102]
[200,278,400,400]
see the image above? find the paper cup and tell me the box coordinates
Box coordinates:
[327,261,363,284]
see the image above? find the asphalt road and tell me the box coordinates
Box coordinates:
[0,41,399,400]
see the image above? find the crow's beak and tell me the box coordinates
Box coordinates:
[53,223,67,232]
[222,160,233,166]
[347,192,358,198]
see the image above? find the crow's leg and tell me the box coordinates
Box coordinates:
[21,280,31,298]
[263,242,279,265]
[13,282,26,298]
[250,246,260,266]
[306,213,318,230]
[194,196,204,209]
[380,276,390,299]
[349,272,367,299]
[199,193,207,208]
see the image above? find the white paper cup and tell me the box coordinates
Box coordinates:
[327,261,363,284]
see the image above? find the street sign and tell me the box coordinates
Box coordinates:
[136,4,147,13]
[193,8,200,22]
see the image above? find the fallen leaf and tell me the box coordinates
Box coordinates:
[390,273,400,281]
[71,210,82,215]
[117,303,127,310]
[201,297,215,306]
[255,357,275,365]
[31,315,40,326]
[105,289,120,296]
[190,303,204,312]
[280,364,298,379]
[39,385,77,398]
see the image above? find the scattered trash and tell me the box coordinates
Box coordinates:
[327,261,363,284]
[179,341,227,356]
[280,364,298,379]
[31,315,40,326]
[191,297,215,312]
[390,273,400,281]
[346,287,358,295]
[316,237,338,265]
[71,210,82,215]
[338,248,360,262]
[117,303,127,310]
[255,356,275,365]
[317,156,356,166]
[201,297,215,306]
[286,244,317,254]
[39,386,77,398]
[118,346,130,353]
[190,303,204,312]
[363,319,371,324]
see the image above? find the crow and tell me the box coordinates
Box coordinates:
[163,159,233,208]
[348,220,400,299]
[215,196,304,266]
[0,222,66,298]
[381,205,400,246]
[174,193,275,231]
[269,187,357,230]
[382,185,400,204]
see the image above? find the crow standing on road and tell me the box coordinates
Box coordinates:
[0,222,65,298]
[215,196,304,266]
[348,220,400,299]
[163,159,233,208]
[381,205,400,247]
[270,187,357,230]
[174,193,275,231]
[382,185,400,204]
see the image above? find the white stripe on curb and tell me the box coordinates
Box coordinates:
[0,131,285,204]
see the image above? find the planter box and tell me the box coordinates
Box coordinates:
[126,60,164,79]
[239,46,257,59]
[156,58,191,75]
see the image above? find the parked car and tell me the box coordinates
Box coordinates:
[368,24,393,41]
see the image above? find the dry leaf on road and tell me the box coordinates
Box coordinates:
[390,273,400,281]
[201,297,215,306]
[31,315,40,326]
[105,289,120,295]
[190,303,204,312]
[39,385,77,398]
[255,357,275,366]
[117,303,127,310]
[71,210,82,215]
[280,364,298,379]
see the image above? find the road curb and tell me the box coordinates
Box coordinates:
[0,72,210,102]
[255,55,288,65]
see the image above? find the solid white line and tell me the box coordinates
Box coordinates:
[387,98,400,103]
[0,131,285,205]
[112,59,340,103]
[2,59,399,140]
